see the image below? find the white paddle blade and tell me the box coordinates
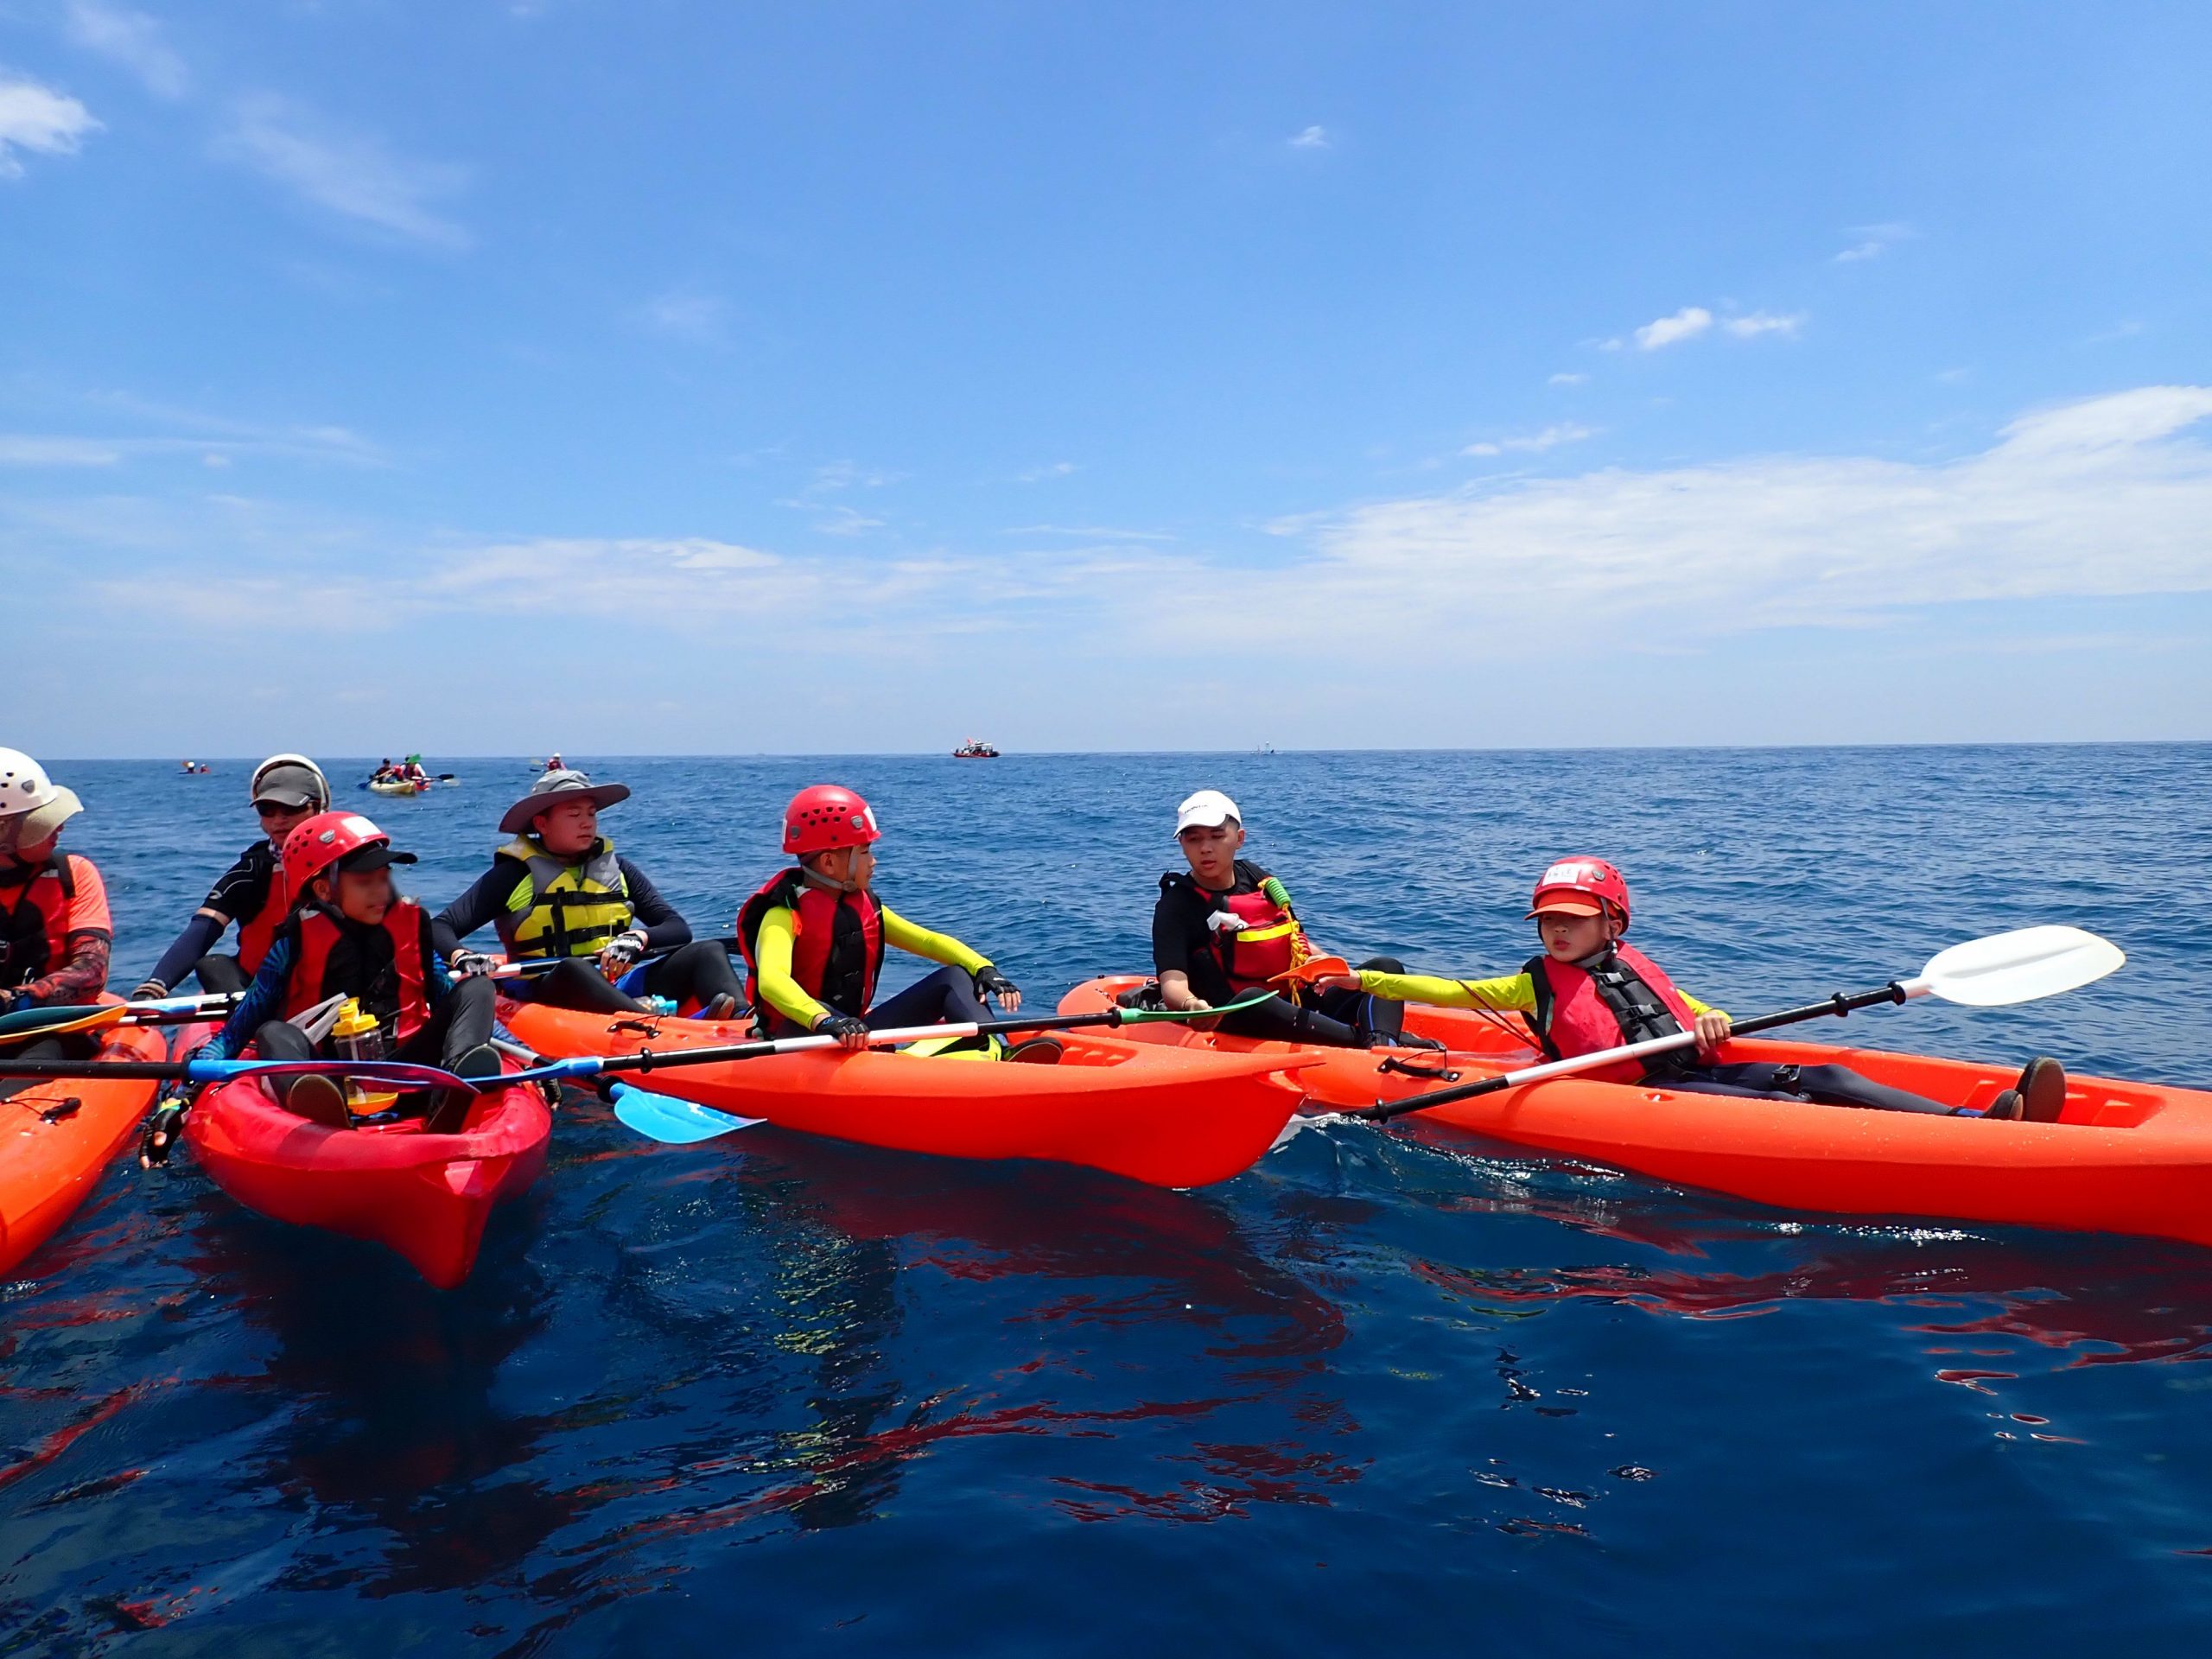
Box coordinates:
[1920,925,2124,1007]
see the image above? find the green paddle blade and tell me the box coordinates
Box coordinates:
[1113,988,1275,1025]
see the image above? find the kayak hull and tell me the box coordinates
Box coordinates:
[0,1010,167,1274]
[502,998,1311,1188]
[185,1065,551,1288]
[1057,974,1536,1109]
[367,778,429,797]
[1060,975,2212,1249]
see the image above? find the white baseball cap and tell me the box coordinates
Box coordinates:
[1175,789,1242,833]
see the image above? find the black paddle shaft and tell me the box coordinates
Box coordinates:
[599,1005,1133,1076]
[1356,980,1910,1122]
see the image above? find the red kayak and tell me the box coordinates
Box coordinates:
[184,1057,551,1288]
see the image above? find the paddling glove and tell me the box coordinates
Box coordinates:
[815,1012,868,1046]
[129,978,168,1002]
[602,931,649,968]
[974,965,1018,1001]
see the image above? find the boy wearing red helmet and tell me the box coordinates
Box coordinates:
[1323,857,2066,1121]
[196,811,499,1127]
[736,785,1020,1048]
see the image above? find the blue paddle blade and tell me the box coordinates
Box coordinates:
[609,1083,763,1145]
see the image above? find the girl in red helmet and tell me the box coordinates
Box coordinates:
[193,812,499,1128]
[1319,857,2067,1121]
[736,785,1020,1047]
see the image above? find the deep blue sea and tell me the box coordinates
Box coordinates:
[7,746,2212,1655]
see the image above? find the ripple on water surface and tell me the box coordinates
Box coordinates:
[5,745,2212,1653]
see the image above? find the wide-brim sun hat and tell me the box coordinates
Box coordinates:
[0,786,84,849]
[499,768,632,836]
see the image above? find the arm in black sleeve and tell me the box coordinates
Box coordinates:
[431,861,517,962]
[1151,887,1198,979]
[147,911,228,990]
[617,860,693,951]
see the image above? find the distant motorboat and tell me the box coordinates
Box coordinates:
[952,739,1001,759]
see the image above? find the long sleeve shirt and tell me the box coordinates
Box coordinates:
[1355,967,1719,1020]
[431,850,690,962]
[752,904,988,1029]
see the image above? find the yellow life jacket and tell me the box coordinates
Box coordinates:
[493,836,634,960]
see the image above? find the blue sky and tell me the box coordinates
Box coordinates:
[3,1,2209,756]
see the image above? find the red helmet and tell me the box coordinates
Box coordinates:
[281,811,414,906]
[783,785,880,857]
[1527,856,1632,930]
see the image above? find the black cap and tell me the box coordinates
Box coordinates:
[334,844,418,874]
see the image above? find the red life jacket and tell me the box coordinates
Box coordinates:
[1523,943,1702,1085]
[1163,861,1300,995]
[282,898,430,1044]
[736,868,884,1029]
[233,843,286,976]
[0,854,84,990]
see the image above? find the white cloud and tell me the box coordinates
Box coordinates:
[1015,461,1078,482]
[0,417,382,470]
[632,286,727,344]
[1228,387,2212,656]
[214,95,469,247]
[0,73,99,178]
[1288,124,1331,149]
[1634,306,1713,350]
[0,435,120,466]
[1722,310,1803,340]
[1835,221,1912,263]
[1548,372,1588,387]
[1463,423,1597,458]
[65,2,188,99]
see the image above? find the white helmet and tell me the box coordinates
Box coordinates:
[249,753,331,810]
[0,748,81,851]
[0,748,62,817]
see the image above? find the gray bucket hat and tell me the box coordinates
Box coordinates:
[499,767,632,836]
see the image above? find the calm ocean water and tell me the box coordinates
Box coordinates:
[7,745,2211,1654]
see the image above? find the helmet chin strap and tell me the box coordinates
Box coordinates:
[800,856,867,896]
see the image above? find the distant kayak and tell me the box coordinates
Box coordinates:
[0,1007,168,1274]
[184,1055,551,1288]
[1059,973,2212,1250]
[502,997,1312,1187]
[366,777,429,797]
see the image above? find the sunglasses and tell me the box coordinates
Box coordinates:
[254,800,310,818]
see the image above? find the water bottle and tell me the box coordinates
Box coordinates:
[330,999,387,1065]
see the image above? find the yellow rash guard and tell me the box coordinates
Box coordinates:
[753,904,991,1030]
[1356,968,1719,1020]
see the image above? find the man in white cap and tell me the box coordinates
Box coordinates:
[0,749,111,1027]
[1149,788,1425,1049]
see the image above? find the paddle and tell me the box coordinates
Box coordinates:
[0,1054,469,1090]
[512,988,1279,1101]
[1345,925,2123,1125]
[608,1083,765,1144]
[0,991,240,1042]
[488,937,740,980]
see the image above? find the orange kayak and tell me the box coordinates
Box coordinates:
[1057,973,1538,1109]
[500,997,1313,1188]
[0,1010,168,1274]
[1059,975,2212,1249]
[185,1059,551,1288]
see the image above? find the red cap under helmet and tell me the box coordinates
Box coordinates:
[783,785,881,857]
[1527,856,1631,930]
[281,810,415,906]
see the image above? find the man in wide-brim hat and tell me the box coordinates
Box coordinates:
[435,766,747,1020]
